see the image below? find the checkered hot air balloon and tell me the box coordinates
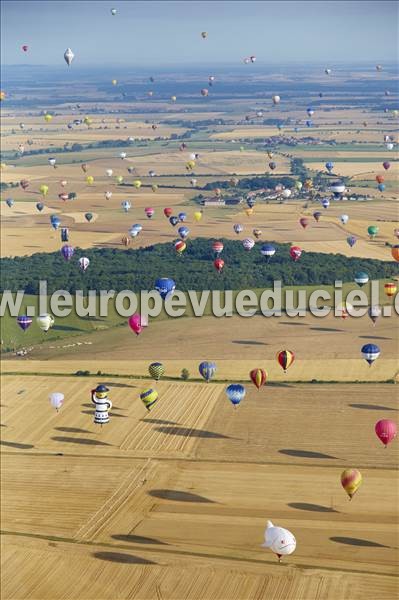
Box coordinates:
[148,362,165,381]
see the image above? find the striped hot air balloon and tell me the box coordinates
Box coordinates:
[341,469,362,500]
[384,282,397,297]
[140,388,159,411]
[199,361,216,382]
[277,350,295,373]
[17,315,33,332]
[148,362,165,381]
[361,343,380,365]
[250,368,267,390]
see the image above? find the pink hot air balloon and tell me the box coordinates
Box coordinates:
[375,420,397,447]
[145,207,155,219]
[128,313,144,335]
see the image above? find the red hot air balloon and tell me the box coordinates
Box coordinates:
[164,207,173,218]
[58,193,69,202]
[375,420,397,447]
[277,350,295,373]
[376,175,385,184]
[128,314,143,336]
[20,179,29,190]
[212,241,224,255]
[249,368,267,390]
[299,217,309,229]
[214,258,224,274]
[290,246,302,261]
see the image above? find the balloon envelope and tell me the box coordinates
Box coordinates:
[262,521,296,560]
[49,392,64,410]
[199,361,216,382]
[341,469,362,499]
[250,368,267,389]
[225,384,246,407]
[375,419,397,447]
[155,278,176,300]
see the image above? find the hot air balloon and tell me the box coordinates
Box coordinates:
[39,184,49,197]
[128,314,144,336]
[306,120,313,128]
[347,235,357,248]
[376,175,384,184]
[212,241,224,255]
[260,243,276,260]
[22,45,28,52]
[325,68,331,75]
[361,343,380,365]
[201,31,208,38]
[391,245,399,262]
[368,225,379,239]
[133,179,142,189]
[281,189,292,199]
[121,200,131,212]
[84,212,93,223]
[91,384,112,426]
[200,88,209,97]
[169,216,179,227]
[325,161,334,173]
[37,314,54,333]
[164,207,173,218]
[121,235,130,246]
[378,183,385,192]
[194,211,202,222]
[253,228,262,239]
[307,107,314,117]
[382,162,390,170]
[116,175,124,184]
[341,469,362,500]
[234,224,243,235]
[155,278,176,300]
[44,113,53,123]
[78,257,90,272]
[64,48,74,66]
[269,161,276,170]
[20,179,29,190]
[272,95,280,105]
[49,392,64,412]
[250,368,267,390]
[58,193,69,202]
[277,350,295,373]
[330,180,345,197]
[5,198,14,208]
[50,215,61,230]
[368,305,381,325]
[214,258,224,274]
[151,184,158,193]
[199,361,216,382]
[145,207,154,219]
[129,224,142,238]
[340,214,349,225]
[243,238,255,251]
[375,420,397,447]
[140,388,159,411]
[262,521,296,562]
[289,246,302,262]
[36,202,44,212]
[86,175,94,185]
[112,79,117,86]
[384,282,397,297]
[178,212,187,222]
[246,197,256,209]
[106,168,113,177]
[111,8,117,15]
[148,362,164,381]
[104,191,112,201]
[174,240,186,255]
[354,271,369,287]
[321,198,330,209]
[299,217,309,229]
[171,95,177,102]
[60,179,67,187]
[17,315,32,332]
[295,181,303,191]
[61,245,74,261]
[226,384,245,408]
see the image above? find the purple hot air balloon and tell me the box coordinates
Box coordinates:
[17,315,33,332]
[382,162,391,171]
[347,235,357,248]
[61,245,74,261]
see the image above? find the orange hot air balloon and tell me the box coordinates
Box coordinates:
[384,282,397,297]
[250,368,267,390]
[121,236,130,247]
[391,245,399,262]
[341,469,362,500]
[214,258,224,274]
[277,350,295,373]
[164,207,173,218]
[375,175,384,184]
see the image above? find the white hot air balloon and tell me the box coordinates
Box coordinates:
[340,214,349,225]
[49,392,64,412]
[189,153,197,161]
[272,95,281,105]
[104,191,112,201]
[64,48,74,66]
[261,521,296,562]
[242,237,255,251]
[119,151,127,159]
[106,168,113,177]
[78,257,90,272]
[282,189,291,199]
[386,143,394,151]
[48,157,56,167]
[37,314,55,333]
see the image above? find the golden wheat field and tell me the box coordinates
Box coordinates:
[1,375,398,599]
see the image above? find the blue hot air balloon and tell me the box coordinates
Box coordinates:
[246,197,256,208]
[225,384,246,407]
[6,198,14,208]
[306,120,313,127]
[325,161,334,173]
[361,343,380,366]
[17,315,33,332]
[178,226,189,240]
[354,271,369,287]
[378,183,386,192]
[169,216,179,227]
[233,224,243,235]
[347,235,357,248]
[321,198,330,209]
[155,278,176,300]
[178,212,187,222]
[50,215,61,230]
[61,245,74,261]
[198,361,216,382]
[260,243,276,260]
[307,107,314,117]
[36,202,44,212]
[121,200,131,212]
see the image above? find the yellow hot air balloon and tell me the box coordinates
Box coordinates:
[86,175,94,185]
[304,178,313,190]
[194,211,202,222]
[39,184,49,197]
[116,175,124,184]
[393,109,398,118]
[186,160,195,170]
[171,95,177,102]
[341,469,362,500]
[0,162,6,170]
[140,388,158,411]
[133,179,142,189]
[84,116,93,126]
[151,184,158,192]
[0,91,6,101]
[44,113,53,123]
[245,207,254,217]
[112,79,118,85]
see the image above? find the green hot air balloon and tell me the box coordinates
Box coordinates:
[148,362,165,381]
[367,225,379,240]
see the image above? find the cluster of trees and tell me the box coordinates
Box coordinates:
[203,175,297,191]
[1,239,395,295]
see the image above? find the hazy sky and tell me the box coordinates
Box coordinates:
[1,1,398,67]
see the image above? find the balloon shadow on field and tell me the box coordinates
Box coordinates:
[279,321,307,326]
[155,426,231,439]
[288,502,338,513]
[93,552,156,564]
[349,403,397,411]
[51,436,112,446]
[102,382,137,389]
[111,534,169,545]
[141,418,180,425]
[279,449,338,459]
[330,536,389,548]
[358,335,392,340]
[0,440,34,450]
[232,340,268,346]
[309,327,343,333]
[148,489,216,503]
[54,427,93,434]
